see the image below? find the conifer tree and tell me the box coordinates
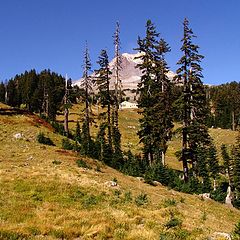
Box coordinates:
[112,21,123,166]
[231,134,240,206]
[96,49,113,151]
[81,44,93,153]
[96,123,107,161]
[63,74,70,136]
[6,79,18,107]
[75,120,81,144]
[0,82,6,102]
[233,145,240,203]
[112,21,122,128]
[135,20,173,166]
[208,144,219,191]
[221,144,230,176]
[153,38,174,165]
[175,18,211,181]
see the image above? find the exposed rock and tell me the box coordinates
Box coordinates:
[13,133,23,140]
[152,181,162,186]
[199,193,210,200]
[136,177,144,182]
[225,186,233,207]
[210,232,232,240]
[105,181,118,188]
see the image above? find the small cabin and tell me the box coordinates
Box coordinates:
[119,101,138,109]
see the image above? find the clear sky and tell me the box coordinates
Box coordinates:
[0,0,239,85]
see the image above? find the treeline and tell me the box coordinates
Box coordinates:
[0,69,80,119]
[208,82,240,130]
[1,75,239,131]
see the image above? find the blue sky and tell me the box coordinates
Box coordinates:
[0,0,239,85]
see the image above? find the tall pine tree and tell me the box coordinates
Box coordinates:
[176,18,211,181]
[96,49,113,152]
[135,20,173,166]
[112,22,123,167]
[81,44,94,154]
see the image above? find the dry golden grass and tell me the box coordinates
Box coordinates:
[0,105,239,239]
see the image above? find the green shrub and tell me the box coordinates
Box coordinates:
[27,226,41,236]
[180,197,185,203]
[51,121,65,135]
[121,151,147,177]
[160,230,189,240]
[62,138,74,150]
[164,217,182,229]
[123,191,132,203]
[52,160,62,165]
[114,190,121,198]
[76,159,92,169]
[163,198,177,207]
[37,132,55,146]
[95,164,101,172]
[81,193,106,209]
[0,230,29,240]
[173,176,202,194]
[210,180,228,203]
[233,198,240,209]
[135,193,148,206]
[144,163,177,187]
[112,177,118,183]
[232,221,240,239]
[70,190,85,200]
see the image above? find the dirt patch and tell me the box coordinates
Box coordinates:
[27,114,54,131]
[55,149,75,157]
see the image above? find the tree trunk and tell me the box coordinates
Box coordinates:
[162,151,165,166]
[64,78,69,136]
[85,87,91,152]
[64,107,69,135]
[107,102,112,150]
[232,110,235,131]
[182,127,189,182]
[225,185,233,207]
[213,178,216,191]
[192,160,197,178]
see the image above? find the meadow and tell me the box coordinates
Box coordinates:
[0,102,239,239]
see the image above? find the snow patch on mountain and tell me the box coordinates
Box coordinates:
[74,52,175,90]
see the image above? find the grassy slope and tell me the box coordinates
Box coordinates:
[0,104,239,239]
[58,104,238,170]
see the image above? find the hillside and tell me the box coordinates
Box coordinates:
[0,104,240,239]
[57,104,239,170]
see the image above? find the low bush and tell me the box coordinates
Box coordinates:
[210,180,228,203]
[52,160,62,165]
[37,132,55,146]
[62,138,74,150]
[76,159,92,169]
[164,217,182,229]
[232,221,240,239]
[0,230,29,240]
[163,198,177,207]
[135,193,148,206]
[123,191,132,203]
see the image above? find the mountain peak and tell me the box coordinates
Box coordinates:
[74,52,175,90]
